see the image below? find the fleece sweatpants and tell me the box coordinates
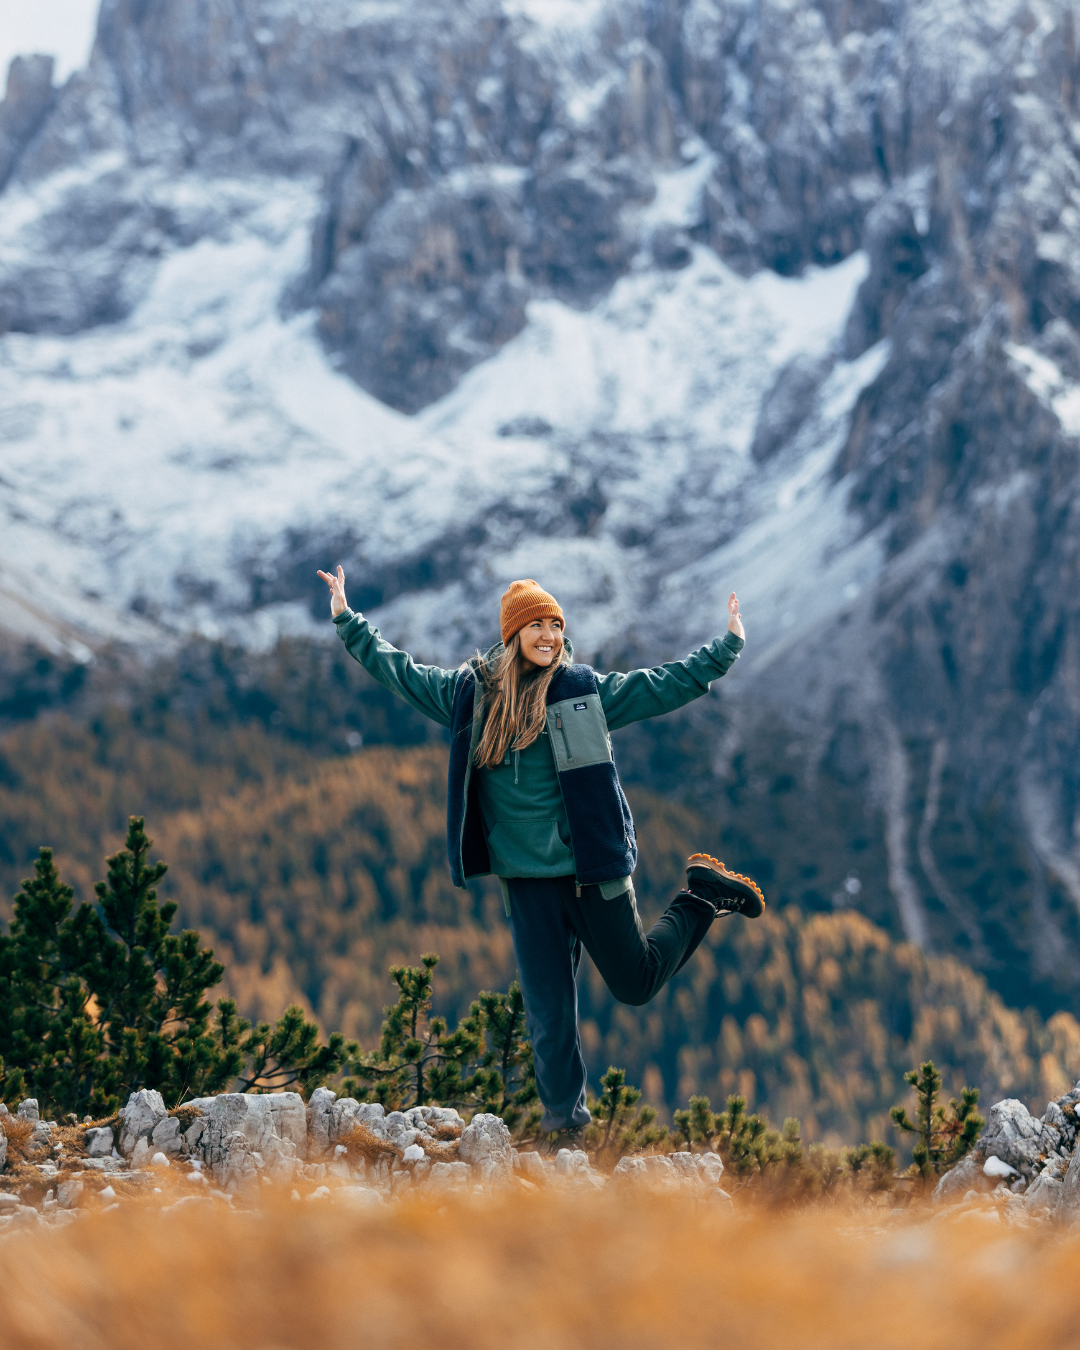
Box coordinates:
[505,875,716,1133]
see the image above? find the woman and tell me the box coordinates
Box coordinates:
[317,570,764,1146]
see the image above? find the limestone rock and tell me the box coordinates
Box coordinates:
[513,1151,547,1182]
[933,1155,991,1203]
[1024,1155,1069,1214]
[458,1113,513,1182]
[188,1093,303,1181]
[57,1179,83,1209]
[697,1153,725,1186]
[979,1100,1046,1174]
[1058,1144,1080,1222]
[554,1148,592,1179]
[16,1099,39,1123]
[131,1137,151,1168]
[306,1087,337,1158]
[151,1117,183,1156]
[0,1134,6,1171]
[428,1160,472,1191]
[119,1089,167,1156]
[85,1127,114,1157]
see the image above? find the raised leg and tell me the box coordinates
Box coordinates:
[566,883,715,1007]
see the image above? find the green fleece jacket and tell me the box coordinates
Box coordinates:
[333,608,743,888]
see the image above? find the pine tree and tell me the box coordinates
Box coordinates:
[845,1141,897,1192]
[467,982,540,1132]
[890,1060,984,1180]
[345,954,487,1109]
[0,819,347,1116]
[585,1066,668,1164]
[237,1005,352,1095]
[673,1095,718,1151]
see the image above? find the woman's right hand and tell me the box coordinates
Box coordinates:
[317,565,348,617]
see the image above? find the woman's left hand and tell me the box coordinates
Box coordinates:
[727,591,745,640]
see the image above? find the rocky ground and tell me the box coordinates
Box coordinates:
[0,1087,731,1232]
[2,1078,1079,1232]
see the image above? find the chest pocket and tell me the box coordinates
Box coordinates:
[546,693,612,770]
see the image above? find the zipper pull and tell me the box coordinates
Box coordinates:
[555,712,572,759]
[576,883,582,897]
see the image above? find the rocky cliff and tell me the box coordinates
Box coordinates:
[3,0,1080,1017]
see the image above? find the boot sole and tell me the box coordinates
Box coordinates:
[686,853,766,918]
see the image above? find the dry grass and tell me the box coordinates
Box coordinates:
[0,1187,1078,1349]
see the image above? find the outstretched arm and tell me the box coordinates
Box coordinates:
[318,566,458,728]
[597,591,745,732]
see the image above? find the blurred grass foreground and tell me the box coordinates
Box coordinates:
[1,1186,1079,1349]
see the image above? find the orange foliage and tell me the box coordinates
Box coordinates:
[0,1190,1079,1349]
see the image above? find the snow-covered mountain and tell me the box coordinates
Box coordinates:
[4,0,1080,1006]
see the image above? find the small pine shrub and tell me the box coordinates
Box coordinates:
[890,1060,984,1181]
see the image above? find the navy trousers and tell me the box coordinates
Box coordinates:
[505,876,715,1132]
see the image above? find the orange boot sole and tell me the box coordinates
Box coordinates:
[685,854,766,918]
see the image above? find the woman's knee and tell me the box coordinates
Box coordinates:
[604,974,654,1007]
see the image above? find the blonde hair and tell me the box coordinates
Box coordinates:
[473,631,570,770]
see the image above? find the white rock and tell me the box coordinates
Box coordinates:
[513,1151,547,1181]
[983,1155,1019,1178]
[306,1087,337,1157]
[458,1113,514,1182]
[696,1152,725,1185]
[428,1160,472,1191]
[85,1127,114,1157]
[402,1143,426,1163]
[131,1137,151,1168]
[980,1100,1045,1172]
[57,1180,84,1209]
[0,1134,6,1171]
[0,1194,18,1209]
[554,1148,592,1178]
[150,1152,170,1168]
[118,1089,167,1156]
[16,1099,39,1123]
[99,1185,117,1201]
[1057,1145,1080,1222]
[151,1116,183,1156]
[933,1154,990,1202]
[612,1156,649,1184]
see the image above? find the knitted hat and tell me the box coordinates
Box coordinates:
[500,579,565,644]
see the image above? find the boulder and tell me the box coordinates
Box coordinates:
[188,1093,302,1178]
[612,1156,649,1184]
[513,1151,547,1182]
[457,1113,513,1182]
[383,1112,418,1150]
[328,1098,388,1145]
[118,1089,167,1156]
[554,1148,592,1178]
[0,1134,6,1171]
[151,1117,183,1156]
[979,1100,1047,1174]
[85,1126,114,1157]
[1059,1144,1080,1223]
[697,1153,725,1187]
[57,1179,83,1209]
[16,1099,39,1123]
[933,1155,991,1203]
[1024,1155,1069,1214]
[217,1131,258,1193]
[306,1087,337,1157]
[428,1160,472,1191]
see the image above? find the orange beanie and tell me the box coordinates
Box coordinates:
[500,579,564,644]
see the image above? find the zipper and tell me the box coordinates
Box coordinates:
[555,712,572,760]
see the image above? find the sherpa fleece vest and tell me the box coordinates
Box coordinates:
[446,662,638,889]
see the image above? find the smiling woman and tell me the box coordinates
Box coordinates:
[0,0,99,84]
[318,565,765,1150]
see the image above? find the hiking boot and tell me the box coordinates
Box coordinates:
[685,853,766,918]
[545,1125,587,1155]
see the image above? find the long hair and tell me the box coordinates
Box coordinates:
[473,631,570,770]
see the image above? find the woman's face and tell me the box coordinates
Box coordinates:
[517,616,564,669]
